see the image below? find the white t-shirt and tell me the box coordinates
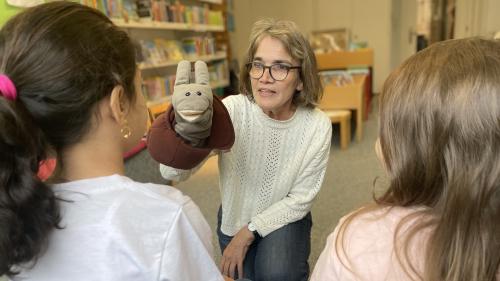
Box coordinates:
[12,175,223,281]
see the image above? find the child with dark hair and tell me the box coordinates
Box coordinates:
[0,2,229,280]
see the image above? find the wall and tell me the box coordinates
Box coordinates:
[484,0,500,36]
[350,0,392,93]
[232,0,392,93]
[454,0,500,38]
[231,0,314,70]
[0,0,21,26]
[316,0,393,92]
[390,0,402,71]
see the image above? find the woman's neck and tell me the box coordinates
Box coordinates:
[263,104,297,121]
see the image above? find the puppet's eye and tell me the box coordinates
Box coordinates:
[197,91,202,96]
[185,92,191,96]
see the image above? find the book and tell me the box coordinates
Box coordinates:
[135,0,151,19]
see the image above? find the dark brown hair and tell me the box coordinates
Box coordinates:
[339,38,500,281]
[0,2,136,276]
[239,18,323,108]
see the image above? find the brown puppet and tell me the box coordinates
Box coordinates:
[147,60,234,169]
[172,60,213,147]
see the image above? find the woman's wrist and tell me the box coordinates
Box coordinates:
[235,225,255,246]
[247,222,260,239]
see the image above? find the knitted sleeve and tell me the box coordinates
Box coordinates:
[159,159,207,182]
[252,115,332,237]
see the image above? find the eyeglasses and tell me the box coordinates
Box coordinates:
[246,61,301,81]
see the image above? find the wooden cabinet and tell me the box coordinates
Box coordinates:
[316,49,373,141]
[319,74,367,142]
[316,49,373,70]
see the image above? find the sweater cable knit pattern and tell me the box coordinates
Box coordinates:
[160,94,332,237]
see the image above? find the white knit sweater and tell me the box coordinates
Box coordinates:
[160,94,332,237]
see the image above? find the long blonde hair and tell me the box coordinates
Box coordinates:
[339,38,500,281]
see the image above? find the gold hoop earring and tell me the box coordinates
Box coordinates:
[121,122,132,139]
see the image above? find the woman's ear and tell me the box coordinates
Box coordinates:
[109,85,128,123]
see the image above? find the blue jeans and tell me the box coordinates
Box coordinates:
[217,207,311,281]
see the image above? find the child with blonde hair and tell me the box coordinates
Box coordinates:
[311,38,500,281]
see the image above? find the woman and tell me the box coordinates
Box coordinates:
[158,19,332,281]
[311,38,500,281]
[0,2,228,280]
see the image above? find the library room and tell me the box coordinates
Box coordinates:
[0,0,499,280]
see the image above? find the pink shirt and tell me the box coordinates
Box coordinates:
[311,206,500,281]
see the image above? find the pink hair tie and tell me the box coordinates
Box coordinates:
[0,74,17,101]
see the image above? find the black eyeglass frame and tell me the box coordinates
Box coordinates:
[246,61,301,81]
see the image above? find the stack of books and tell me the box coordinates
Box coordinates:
[208,61,228,85]
[138,37,218,66]
[80,0,224,26]
[182,36,216,57]
[138,39,185,66]
[142,75,176,102]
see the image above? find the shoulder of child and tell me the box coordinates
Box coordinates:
[125,179,193,208]
[338,206,422,236]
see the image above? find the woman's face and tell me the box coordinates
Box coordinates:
[250,36,303,120]
[123,70,148,151]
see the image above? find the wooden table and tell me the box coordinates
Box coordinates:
[319,74,366,141]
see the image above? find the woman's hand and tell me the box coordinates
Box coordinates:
[220,226,255,279]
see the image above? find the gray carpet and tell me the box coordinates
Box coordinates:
[124,96,385,271]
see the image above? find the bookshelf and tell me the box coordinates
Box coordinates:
[199,0,222,4]
[138,51,226,70]
[81,0,230,118]
[113,19,224,31]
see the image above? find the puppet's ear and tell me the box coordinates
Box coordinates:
[175,60,191,86]
[194,60,209,85]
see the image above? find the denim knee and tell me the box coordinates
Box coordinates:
[255,266,308,281]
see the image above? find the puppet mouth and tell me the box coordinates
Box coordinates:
[178,110,205,122]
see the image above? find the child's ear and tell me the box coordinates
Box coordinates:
[109,85,128,122]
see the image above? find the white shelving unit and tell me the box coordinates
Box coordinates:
[138,51,227,70]
[114,0,230,118]
[113,19,224,32]
[199,0,223,4]
[78,1,229,120]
